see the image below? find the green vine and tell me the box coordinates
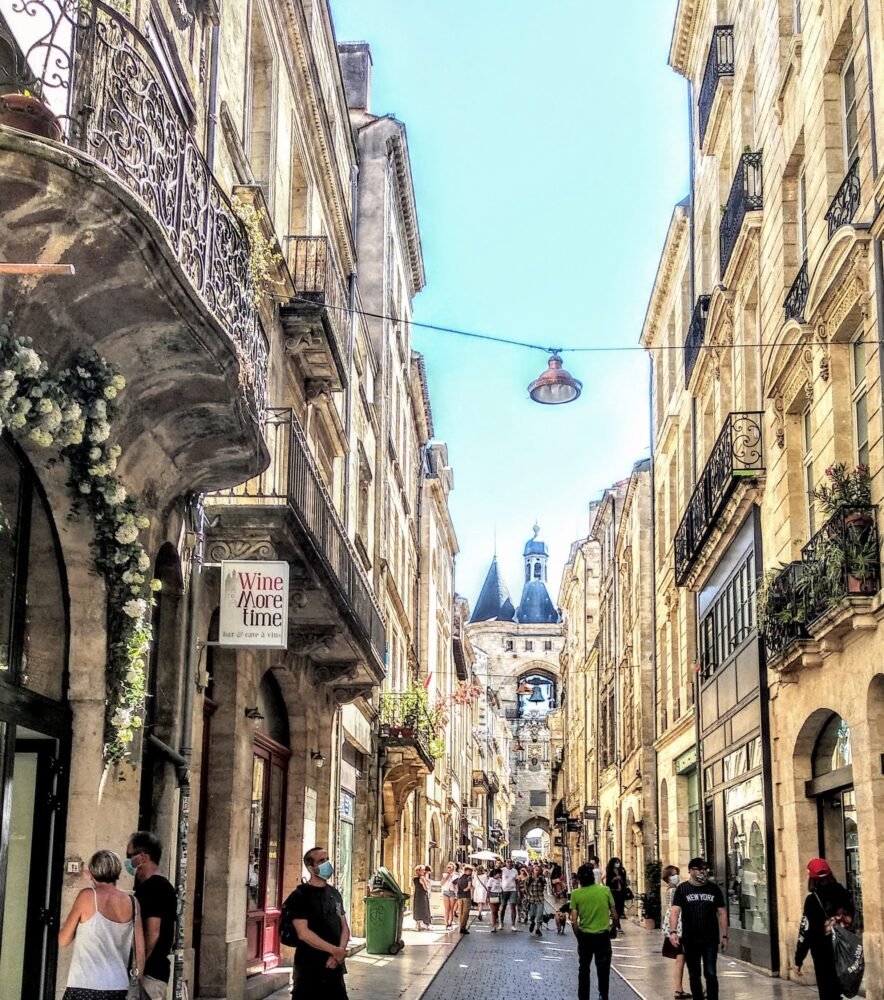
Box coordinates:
[0,315,157,763]
[232,200,284,298]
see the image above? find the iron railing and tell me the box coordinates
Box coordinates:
[684,294,711,386]
[210,408,385,669]
[784,259,809,322]
[800,505,880,622]
[760,562,811,659]
[379,693,436,768]
[698,26,735,147]
[0,0,267,419]
[825,160,861,239]
[720,151,763,278]
[674,412,764,585]
[288,236,349,367]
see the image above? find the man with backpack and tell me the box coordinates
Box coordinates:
[281,846,350,999]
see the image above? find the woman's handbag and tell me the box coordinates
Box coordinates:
[489,894,501,905]
[662,936,682,959]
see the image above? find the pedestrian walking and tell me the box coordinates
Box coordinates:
[794,857,856,1000]
[589,855,603,885]
[570,862,619,1000]
[126,830,177,1000]
[412,865,432,930]
[486,867,503,932]
[58,849,145,1000]
[516,865,530,924]
[668,857,728,1000]
[604,858,631,920]
[456,865,474,934]
[661,864,689,999]
[499,858,519,930]
[526,863,547,937]
[284,846,350,999]
[440,862,458,929]
[472,865,489,922]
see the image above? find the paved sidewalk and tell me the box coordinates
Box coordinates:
[610,923,812,1000]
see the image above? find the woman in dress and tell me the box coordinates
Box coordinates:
[604,857,630,919]
[472,865,488,922]
[661,865,689,999]
[440,862,459,929]
[59,849,145,1000]
[412,864,432,930]
[516,865,530,924]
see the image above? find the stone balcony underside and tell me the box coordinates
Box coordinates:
[0,135,268,495]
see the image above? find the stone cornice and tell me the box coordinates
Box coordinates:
[387,126,426,296]
[641,202,690,348]
[669,0,702,76]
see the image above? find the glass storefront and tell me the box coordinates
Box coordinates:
[725,772,768,934]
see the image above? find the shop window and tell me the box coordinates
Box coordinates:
[725,774,769,934]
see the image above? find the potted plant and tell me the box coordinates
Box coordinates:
[756,565,807,643]
[811,463,872,521]
[0,88,62,140]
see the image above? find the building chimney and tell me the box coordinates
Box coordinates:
[338,42,372,112]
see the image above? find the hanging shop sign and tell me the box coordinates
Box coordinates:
[219,560,289,648]
[583,805,599,820]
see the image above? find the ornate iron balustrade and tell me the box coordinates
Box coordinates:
[760,562,810,659]
[379,692,436,767]
[698,25,734,147]
[825,160,861,239]
[212,408,386,667]
[800,504,880,623]
[684,294,711,386]
[288,236,349,366]
[674,412,764,585]
[0,0,267,418]
[720,151,763,279]
[784,259,809,322]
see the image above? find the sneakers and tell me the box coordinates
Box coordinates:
[491,925,497,933]
[460,927,469,934]
[511,925,518,932]
[535,929,542,938]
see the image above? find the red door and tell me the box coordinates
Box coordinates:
[246,735,290,974]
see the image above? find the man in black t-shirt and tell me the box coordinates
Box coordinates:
[668,857,727,1000]
[286,846,350,1000]
[127,831,178,1000]
[456,865,474,934]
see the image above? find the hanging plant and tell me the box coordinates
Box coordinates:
[232,200,284,298]
[0,315,157,763]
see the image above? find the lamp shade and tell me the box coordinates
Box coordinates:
[528,352,582,405]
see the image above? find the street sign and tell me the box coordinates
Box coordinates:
[566,819,582,832]
[583,805,599,820]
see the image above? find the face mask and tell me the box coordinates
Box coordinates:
[317,860,335,880]
[124,859,137,877]
[669,875,679,886]
[693,872,708,884]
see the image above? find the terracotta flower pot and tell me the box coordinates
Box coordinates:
[0,93,62,140]
[847,575,877,595]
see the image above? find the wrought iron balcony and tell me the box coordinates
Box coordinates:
[698,26,735,147]
[760,562,811,659]
[784,259,809,322]
[282,236,349,387]
[800,504,880,622]
[674,412,765,585]
[0,0,267,417]
[379,693,437,771]
[825,160,861,239]
[684,295,711,386]
[210,408,385,669]
[720,152,763,279]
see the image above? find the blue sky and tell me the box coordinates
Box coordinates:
[332,0,689,608]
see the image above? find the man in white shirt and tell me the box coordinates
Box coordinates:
[499,859,519,931]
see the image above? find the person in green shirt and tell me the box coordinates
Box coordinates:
[570,863,619,1000]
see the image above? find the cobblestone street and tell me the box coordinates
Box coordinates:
[419,919,640,1000]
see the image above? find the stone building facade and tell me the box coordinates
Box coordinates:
[0,4,460,999]
[467,530,564,857]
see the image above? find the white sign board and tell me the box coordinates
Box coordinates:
[219,561,289,648]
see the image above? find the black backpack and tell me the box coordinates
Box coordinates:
[279,888,300,947]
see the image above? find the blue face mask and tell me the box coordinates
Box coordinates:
[124,858,137,877]
[317,860,335,880]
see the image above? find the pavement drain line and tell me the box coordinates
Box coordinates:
[611,964,651,1000]
[401,931,466,1000]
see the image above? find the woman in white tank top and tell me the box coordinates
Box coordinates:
[58,849,146,1000]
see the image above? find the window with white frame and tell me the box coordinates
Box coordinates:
[843,53,859,167]
[802,404,815,536]
[798,167,808,261]
[851,332,869,467]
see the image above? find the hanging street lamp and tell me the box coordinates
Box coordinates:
[528,351,582,405]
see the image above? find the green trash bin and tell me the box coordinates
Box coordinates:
[365,867,410,955]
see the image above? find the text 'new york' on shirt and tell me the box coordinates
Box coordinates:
[671,880,726,944]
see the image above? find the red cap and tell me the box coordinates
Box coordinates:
[807,858,832,878]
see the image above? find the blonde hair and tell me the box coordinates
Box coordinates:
[89,849,122,884]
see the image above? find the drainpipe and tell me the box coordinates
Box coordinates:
[171,492,205,1000]
[648,358,660,866]
[688,80,696,304]
[205,18,221,170]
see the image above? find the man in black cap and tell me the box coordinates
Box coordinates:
[668,857,728,1000]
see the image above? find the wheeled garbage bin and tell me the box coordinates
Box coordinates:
[365,866,409,954]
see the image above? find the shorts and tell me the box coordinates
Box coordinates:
[499,890,518,908]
